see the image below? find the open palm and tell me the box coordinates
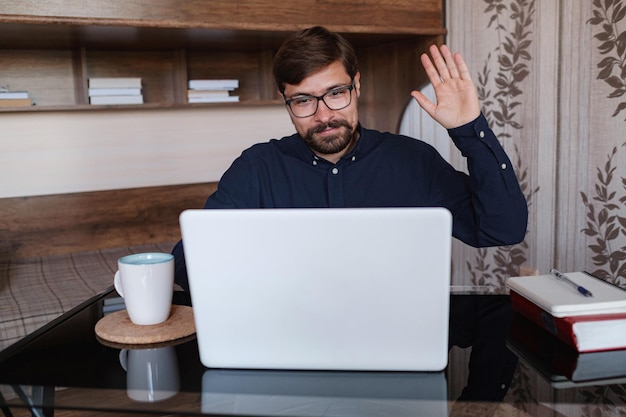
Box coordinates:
[410,44,481,129]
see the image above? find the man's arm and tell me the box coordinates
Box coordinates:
[444,114,528,247]
[412,44,527,247]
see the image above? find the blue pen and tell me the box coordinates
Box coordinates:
[550,269,594,297]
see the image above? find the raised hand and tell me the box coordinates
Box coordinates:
[410,44,481,129]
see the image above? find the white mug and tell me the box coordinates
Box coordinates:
[113,252,174,325]
[119,346,180,402]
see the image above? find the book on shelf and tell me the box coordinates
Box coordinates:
[89,95,144,105]
[0,98,32,107]
[187,89,231,98]
[507,313,626,387]
[188,79,239,90]
[188,95,240,104]
[88,87,142,97]
[506,271,626,352]
[0,91,29,100]
[88,77,142,89]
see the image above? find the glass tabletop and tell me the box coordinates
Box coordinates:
[0,287,625,417]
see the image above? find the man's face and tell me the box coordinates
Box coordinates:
[283,61,361,162]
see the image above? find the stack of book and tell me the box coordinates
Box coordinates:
[88,77,143,105]
[506,271,626,352]
[187,79,239,103]
[0,90,32,108]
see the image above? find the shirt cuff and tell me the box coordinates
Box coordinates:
[447,113,521,194]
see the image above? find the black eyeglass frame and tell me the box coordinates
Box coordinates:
[283,80,355,118]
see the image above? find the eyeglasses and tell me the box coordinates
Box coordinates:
[284,81,355,118]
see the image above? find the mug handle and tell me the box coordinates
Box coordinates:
[119,349,128,371]
[113,270,124,298]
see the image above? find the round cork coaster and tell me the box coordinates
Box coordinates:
[95,305,195,346]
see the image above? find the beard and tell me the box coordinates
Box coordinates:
[302,119,356,156]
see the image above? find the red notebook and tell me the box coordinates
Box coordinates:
[509,290,626,352]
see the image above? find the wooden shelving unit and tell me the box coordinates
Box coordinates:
[0,0,445,132]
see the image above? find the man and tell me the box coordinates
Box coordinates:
[172,26,528,291]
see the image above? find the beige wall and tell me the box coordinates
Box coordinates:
[0,106,294,198]
[446,0,626,287]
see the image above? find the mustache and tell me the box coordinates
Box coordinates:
[310,119,351,134]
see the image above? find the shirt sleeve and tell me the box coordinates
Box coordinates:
[445,113,528,247]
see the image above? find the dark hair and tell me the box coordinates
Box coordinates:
[273,26,358,95]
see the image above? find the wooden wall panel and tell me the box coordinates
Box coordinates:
[357,37,441,133]
[0,183,216,260]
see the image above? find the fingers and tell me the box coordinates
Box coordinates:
[435,44,459,80]
[410,90,436,118]
[453,52,472,81]
[420,52,443,87]
[421,44,470,85]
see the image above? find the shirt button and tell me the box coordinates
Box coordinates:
[501,163,507,170]
[479,131,485,138]
[352,156,356,161]
[312,160,317,166]
[332,168,339,175]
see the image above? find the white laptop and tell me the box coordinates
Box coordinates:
[179,207,452,372]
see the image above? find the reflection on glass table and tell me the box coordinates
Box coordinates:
[1,287,626,417]
[202,370,447,417]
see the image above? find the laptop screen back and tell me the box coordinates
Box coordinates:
[180,207,452,371]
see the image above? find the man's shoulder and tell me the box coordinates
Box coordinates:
[360,126,437,151]
[243,133,300,153]
[239,133,310,163]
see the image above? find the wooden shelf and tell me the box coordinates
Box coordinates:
[0,0,444,37]
[0,0,445,132]
[0,100,285,114]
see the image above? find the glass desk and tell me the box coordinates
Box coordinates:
[1,287,625,417]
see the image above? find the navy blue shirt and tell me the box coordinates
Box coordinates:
[172,113,528,290]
